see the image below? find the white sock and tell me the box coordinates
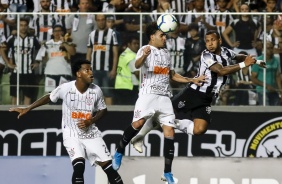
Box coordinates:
[175,119,194,135]
[136,118,156,137]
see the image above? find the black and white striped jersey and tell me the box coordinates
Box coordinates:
[29,13,62,42]
[87,28,118,71]
[51,0,73,12]
[190,47,236,95]
[171,0,186,13]
[180,9,214,38]
[166,36,186,74]
[6,34,40,74]
[8,0,26,4]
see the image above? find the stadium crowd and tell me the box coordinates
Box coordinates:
[0,0,282,106]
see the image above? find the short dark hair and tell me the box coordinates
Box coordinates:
[72,60,91,76]
[205,30,221,39]
[188,22,199,32]
[145,22,159,40]
[19,17,29,25]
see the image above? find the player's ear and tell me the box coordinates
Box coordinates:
[76,71,82,78]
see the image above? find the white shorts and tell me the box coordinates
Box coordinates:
[133,94,176,127]
[63,137,112,166]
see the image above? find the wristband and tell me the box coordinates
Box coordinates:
[239,62,246,69]
[256,60,263,64]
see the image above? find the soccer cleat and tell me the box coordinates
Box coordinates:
[161,172,175,184]
[112,151,123,170]
[131,134,144,153]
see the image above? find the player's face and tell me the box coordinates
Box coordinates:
[53,28,62,39]
[152,30,167,48]
[78,64,94,84]
[205,33,221,54]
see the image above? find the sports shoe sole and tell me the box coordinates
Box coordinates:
[131,135,144,153]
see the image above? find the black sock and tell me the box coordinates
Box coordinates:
[164,137,174,173]
[117,125,139,154]
[102,161,123,184]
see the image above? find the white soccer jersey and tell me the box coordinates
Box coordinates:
[49,81,107,139]
[190,47,236,95]
[137,45,173,97]
[36,39,71,75]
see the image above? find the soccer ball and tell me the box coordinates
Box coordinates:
[157,14,178,33]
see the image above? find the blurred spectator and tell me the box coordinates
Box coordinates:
[86,14,119,105]
[51,0,74,28]
[186,0,194,11]
[205,0,217,12]
[2,18,41,105]
[101,0,125,36]
[29,0,61,43]
[123,0,152,45]
[126,0,152,11]
[29,0,62,76]
[233,51,257,105]
[170,0,186,12]
[114,35,140,105]
[150,0,174,22]
[183,22,205,77]
[66,0,96,63]
[166,26,187,95]
[212,0,234,49]
[222,3,259,56]
[106,15,123,48]
[262,0,278,12]
[7,0,27,13]
[251,41,282,106]
[179,0,216,38]
[51,0,73,12]
[35,24,75,95]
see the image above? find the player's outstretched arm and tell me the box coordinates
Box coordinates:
[9,94,51,119]
[170,70,206,85]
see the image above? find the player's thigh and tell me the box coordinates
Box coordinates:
[158,96,175,128]
[63,137,85,163]
[83,138,111,166]
[192,106,211,133]
[132,94,158,122]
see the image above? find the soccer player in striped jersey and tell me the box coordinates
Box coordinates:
[9,60,124,184]
[112,22,206,184]
[130,30,266,154]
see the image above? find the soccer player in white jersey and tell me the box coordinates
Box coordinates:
[112,22,206,184]
[9,60,123,184]
[130,30,266,154]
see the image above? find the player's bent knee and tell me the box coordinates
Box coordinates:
[72,158,85,184]
[193,126,207,135]
[132,119,145,129]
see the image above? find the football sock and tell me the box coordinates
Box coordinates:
[117,125,139,154]
[102,161,123,184]
[72,158,85,184]
[164,137,174,173]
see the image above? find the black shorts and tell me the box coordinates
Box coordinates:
[172,86,213,124]
[10,73,37,98]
